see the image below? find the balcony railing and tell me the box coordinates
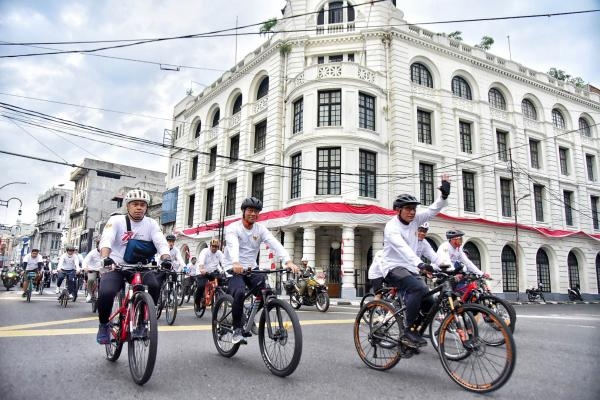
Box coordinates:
[315,22,355,35]
[253,95,268,115]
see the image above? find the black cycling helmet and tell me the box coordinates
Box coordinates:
[446,229,465,240]
[393,194,420,210]
[166,234,176,241]
[66,246,76,251]
[240,196,263,212]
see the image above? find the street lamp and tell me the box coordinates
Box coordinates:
[0,181,27,191]
[514,193,530,301]
[0,197,23,216]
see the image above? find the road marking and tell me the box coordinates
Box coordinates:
[0,316,98,331]
[518,315,600,321]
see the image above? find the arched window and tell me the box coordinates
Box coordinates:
[411,63,433,88]
[501,246,517,292]
[425,237,438,252]
[194,121,202,138]
[212,109,220,128]
[536,249,551,292]
[567,251,580,288]
[521,99,537,120]
[488,88,506,110]
[552,109,566,129]
[463,242,482,270]
[257,77,269,100]
[452,76,472,100]
[579,117,591,137]
[233,94,242,115]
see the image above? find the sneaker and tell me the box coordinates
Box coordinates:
[55,287,61,295]
[96,323,111,345]
[22,292,27,298]
[232,328,247,345]
[68,294,74,300]
[86,294,92,303]
[402,330,428,348]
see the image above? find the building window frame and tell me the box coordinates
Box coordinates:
[205,188,214,221]
[559,147,569,175]
[358,92,375,131]
[225,180,237,216]
[293,97,303,134]
[318,90,342,127]
[419,162,434,206]
[564,190,573,226]
[290,153,302,199]
[488,88,506,110]
[254,120,267,153]
[417,109,432,144]
[521,99,537,120]
[459,121,473,154]
[208,146,217,173]
[359,150,376,198]
[229,135,239,163]
[452,76,472,100]
[500,178,512,217]
[462,171,476,212]
[316,147,341,195]
[251,171,265,202]
[534,185,544,222]
[497,130,508,161]
[529,139,540,169]
[552,109,566,129]
[410,63,433,88]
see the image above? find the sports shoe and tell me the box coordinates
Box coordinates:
[402,330,428,348]
[68,294,74,300]
[232,328,247,345]
[86,294,92,303]
[55,287,61,295]
[21,292,27,297]
[96,323,111,345]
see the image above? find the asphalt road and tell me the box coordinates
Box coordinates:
[0,286,599,400]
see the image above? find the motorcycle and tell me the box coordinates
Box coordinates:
[567,285,583,301]
[285,271,330,312]
[2,267,20,291]
[526,282,546,302]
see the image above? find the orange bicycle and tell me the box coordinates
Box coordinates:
[194,273,228,318]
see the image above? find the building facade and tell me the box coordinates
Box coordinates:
[31,186,72,260]
[69,158,166,254]
[166,1,600,299]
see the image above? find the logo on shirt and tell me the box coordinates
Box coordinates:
[252,235,259,241]
[121,231,135,243]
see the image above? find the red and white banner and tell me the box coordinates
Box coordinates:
[177,202,600,242]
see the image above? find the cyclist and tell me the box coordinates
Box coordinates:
[223,197,299,344]
[96,188,171,345]
[436,229,489,277]
[83,237,103,302]
[55,246,80,300]
[415,222,440,266]
[195,238,225,308]
[381,174,451,348]
[155,233,185,290]
[20,248,44,297]
[367,249,386,300]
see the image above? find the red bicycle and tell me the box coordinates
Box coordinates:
[104,263,158,385]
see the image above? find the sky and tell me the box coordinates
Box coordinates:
[1,0,599,227]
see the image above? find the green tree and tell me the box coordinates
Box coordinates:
[475,35,494,50]
[548,67,586,88]
[260,18,278,36]
[447,31,463,41]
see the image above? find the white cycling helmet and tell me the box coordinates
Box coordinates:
[124,188,151,206]
[418,222,430,231]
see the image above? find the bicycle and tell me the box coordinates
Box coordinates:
[24,271,38,302]
[156,269,178,325]
[90,274,101,313]
[37,270,48,295]
[354,272,516,393]
[194,273,227,318]
[104,263,158,386]
[212,268,302,377]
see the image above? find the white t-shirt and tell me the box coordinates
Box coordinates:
[368,250,386,280]
[22,253,44,271]
[186,262,198,276]
[223,220,290,271]
[99,215,170,265]
[382,197,447,277]
[168,246,186,272]
[83,248,103,271]
[58,253,80,271]
[198,247,224,273]
[416,239,440,269]
[436,242,483,275]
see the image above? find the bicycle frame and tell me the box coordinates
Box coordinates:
[109,269,147,343]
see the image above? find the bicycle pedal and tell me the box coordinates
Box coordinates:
[242,331,253,338]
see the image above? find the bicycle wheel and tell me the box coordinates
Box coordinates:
[91,297,98,313]
[106,293,124,362]
[353,300,402,371]
[38,279,44,295]
[428,308,447,351]
[212,294,240,357]
[165,285,178,325]
[127,291,158,385]
[177,283,185,306]
[438,303,516,393]
[359,293,375,309]
[289,294,301,310]
[156,284,165,319]
[258,298,303,377]
[478,294,516,334]
[185,282,194,303]
[315,292,330,312]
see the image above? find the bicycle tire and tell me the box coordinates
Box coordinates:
[185,282,193,303]
[289,294,301,310]
[38,279,44,295]
[353,300,402,371]
[165,285,178,325]
[156,284,165,319]
[211,294,240,358]
[106,293,124,362]
[477,294,516,333]
[315,292,330,312]
[177,283,185,306]
[438,303,516,393]
[26,288,32,303]
[258,298,303,377]
[194,301,206,318]
[429,308,477,361]
[359,293,375,309]
[127,291,158,385]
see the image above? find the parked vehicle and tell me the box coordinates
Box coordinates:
[526,282,545,302]
[285,271,330,312]
[1,266,20,291]
[567,284,583,301]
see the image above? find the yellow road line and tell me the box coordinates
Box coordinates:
[0,319,355,338]
[0,316,98,331]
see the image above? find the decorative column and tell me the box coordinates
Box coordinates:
[282,229,296,262]
[372,229,384,255]
[341,225,356,298]
[302,226,316,266]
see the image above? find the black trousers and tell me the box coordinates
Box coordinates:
[194,272,220,306]
[385,267,434,328]
[97,270,159,324]
[227,273,266,329]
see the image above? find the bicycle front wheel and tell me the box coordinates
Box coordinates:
[258,298,302,377]
[438,303,516,393]
[106,293,124,362]
[477,294,516,334]
[359,293,375,309]
[212,294,240,357]
[127,291,158,386]
[26,288,32,303]
[177,283,185,306]
[165,286,178,325]
[354,300,402,371]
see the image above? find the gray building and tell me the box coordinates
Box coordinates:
[68,158,166,254]
[32,186,72,260]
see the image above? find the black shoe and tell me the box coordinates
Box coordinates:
[402,331,427,348]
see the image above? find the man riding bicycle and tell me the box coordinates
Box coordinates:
[155,233,186,291]
[223,197,299,344]
[195,238,225,308]
[21,248,44,297]
[436,230,489,277]
[381,174,451,348]
[83,237,103,302]
[55,246,81,300]
[96,188,172,345]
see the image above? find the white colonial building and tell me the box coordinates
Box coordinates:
[165,0,600,299]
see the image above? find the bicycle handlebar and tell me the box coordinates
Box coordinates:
[115,263,159,271]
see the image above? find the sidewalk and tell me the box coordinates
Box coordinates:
[326,298,600,307]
